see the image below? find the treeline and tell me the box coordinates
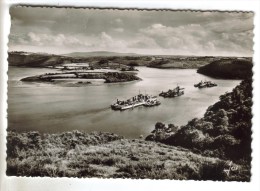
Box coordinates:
[146,79,252,166]
[197,58,253,79]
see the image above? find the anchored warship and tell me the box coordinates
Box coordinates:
[111,94,160,111]
[194,80,217,88]
[159,86,184,98]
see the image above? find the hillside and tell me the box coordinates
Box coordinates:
[147,57,216,69]
[197,58,253,79]
[7,131,248,180]
[146,79,252,169]
[8,51,85,67]
[10,51,252,70]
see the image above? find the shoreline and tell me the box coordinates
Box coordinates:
[6,79,252,181]
[20,71,141,84]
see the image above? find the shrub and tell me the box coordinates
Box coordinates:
[77,166,101,177]
[176,163,200,180]
[117,161,165,179]
[199,160,227,181]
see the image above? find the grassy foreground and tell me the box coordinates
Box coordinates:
[7,130,249,181]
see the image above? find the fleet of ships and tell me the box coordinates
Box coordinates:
[111,80,218,111]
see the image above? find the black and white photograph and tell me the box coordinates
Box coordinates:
[5,6,254,181]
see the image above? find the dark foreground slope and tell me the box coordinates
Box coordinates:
[146,79,252,168]
[7,130,249,180]
[197,58,253,79]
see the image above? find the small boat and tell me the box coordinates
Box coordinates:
[111,103,123,110]
[194,80,217,88]
[120,101,145,110]
[159,86,184,98]
[143,99,161,107]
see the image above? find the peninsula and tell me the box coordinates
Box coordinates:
[21,71,141,83]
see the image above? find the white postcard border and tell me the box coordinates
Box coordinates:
[1,0,259,191]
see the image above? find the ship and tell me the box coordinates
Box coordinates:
[143,99,161,107]
[111,94,160,111]
[159,86,184,98]
[194,80,217,88]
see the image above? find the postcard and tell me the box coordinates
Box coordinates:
[1,2,259,191]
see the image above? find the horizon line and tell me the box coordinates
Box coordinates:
[8,50,253,58]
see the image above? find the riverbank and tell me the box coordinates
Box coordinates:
[146,79,252,170]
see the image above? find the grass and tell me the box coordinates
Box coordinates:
[6,131,250,181]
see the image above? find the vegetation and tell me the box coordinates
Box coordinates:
[197,58,253,79]
[8,51,151,68]
[21,71,140,83]
[147,57,218,69]
[8,51,83,67]
[9,51,251,70]
[7,130,248,180]
[6,79,252,181]
[7,51,252,181]
[146,79,252,179]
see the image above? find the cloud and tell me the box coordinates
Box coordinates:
[138,23,207,50]
[99,32,113,48]
[113,28,124,33]
[115,18,122,23]
[98,32,127,51]
[12,32,92,48]
[9,7,254,56]
[129,36,158,49]
[206,18,253,33]
[100,32,112,42]
[135,21,253,56]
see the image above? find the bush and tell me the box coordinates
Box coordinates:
[117,161,165,179]
[199,160,227,181]
[146,80,252,162]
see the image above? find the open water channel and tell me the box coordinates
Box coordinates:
[8,66,241,138]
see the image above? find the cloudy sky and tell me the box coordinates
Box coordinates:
[9,6,254,56]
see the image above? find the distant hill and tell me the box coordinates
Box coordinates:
[8,51,253,72]
[8,51,85,67]
[63,51,140,58]
[197,58,253,79]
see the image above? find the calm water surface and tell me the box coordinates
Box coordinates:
[8,66,241,138]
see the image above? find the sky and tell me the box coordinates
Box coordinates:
[8,6,254,56]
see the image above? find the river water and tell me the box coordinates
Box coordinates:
[7,66,241,138]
